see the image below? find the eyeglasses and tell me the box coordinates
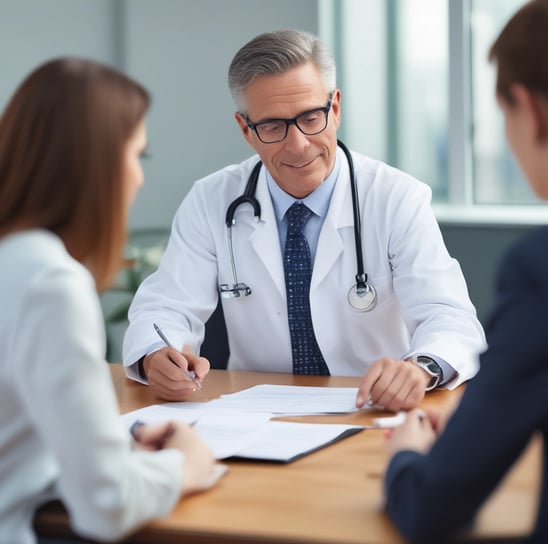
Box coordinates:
[243,92,334,144]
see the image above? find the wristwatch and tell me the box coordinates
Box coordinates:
[410,356,443,391]
[137,356,147,380]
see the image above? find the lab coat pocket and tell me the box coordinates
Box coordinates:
[344,273,408,364]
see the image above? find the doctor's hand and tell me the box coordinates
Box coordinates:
[355,357,430,412]
[142,347,210,401]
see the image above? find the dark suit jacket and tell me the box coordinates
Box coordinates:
[384,226,548,544]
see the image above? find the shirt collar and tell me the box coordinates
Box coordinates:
[266,152,341,221]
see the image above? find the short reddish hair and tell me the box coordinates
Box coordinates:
[489,0,548,104]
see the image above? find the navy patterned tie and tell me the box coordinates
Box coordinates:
[283,203,330,375]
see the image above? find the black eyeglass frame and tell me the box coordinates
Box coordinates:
[242,92,334,144]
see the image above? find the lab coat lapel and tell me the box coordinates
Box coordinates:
[311,151,354,291]
[249,169,286,298]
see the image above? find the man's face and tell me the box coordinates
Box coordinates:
[235,62,341,199]
[498,88,548,200]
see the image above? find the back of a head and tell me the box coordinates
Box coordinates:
[228,29,336,112]
[0,58,150,290]
[489,0,548,103]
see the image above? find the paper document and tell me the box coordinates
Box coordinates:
[191,413,363,461]
[122,400,364,462]
[229,420,364,463]
[208,384,360,415]
[121,384,367,462]
[120,402,206,427]
[192,412,273,459]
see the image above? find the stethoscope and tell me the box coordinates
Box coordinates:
[218,139,377,312]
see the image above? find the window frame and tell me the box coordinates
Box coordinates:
[320,0,548,227]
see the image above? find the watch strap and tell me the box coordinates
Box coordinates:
[409,355,443,391]
[137,356,147,380]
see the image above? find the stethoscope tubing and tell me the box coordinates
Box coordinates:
[220,140,376,310]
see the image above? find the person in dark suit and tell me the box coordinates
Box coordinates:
[382,1,548,543]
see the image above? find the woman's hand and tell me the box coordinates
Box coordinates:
[384,409,439,459]
[132,420,176,451]
[162,422,226,495]
[133,420,226,495]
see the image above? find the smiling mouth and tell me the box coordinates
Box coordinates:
[286,157,316,169]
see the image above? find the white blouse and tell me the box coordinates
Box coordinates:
[0,230,183,544]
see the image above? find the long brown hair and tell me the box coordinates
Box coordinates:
[489,0,548,104]
[0,58,150,290]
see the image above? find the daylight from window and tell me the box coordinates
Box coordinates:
[322,0,539,213]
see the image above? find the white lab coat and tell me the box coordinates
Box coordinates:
[124,147,486,388]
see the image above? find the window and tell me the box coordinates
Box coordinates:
[320,0,546,223]
[471,0,533,204]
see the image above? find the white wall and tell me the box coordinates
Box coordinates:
[0,0,116,102]
[0,0,319,230]
[122,0,319,228]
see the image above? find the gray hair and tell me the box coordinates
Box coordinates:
[228,29,336,112]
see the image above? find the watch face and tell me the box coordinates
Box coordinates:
[414,357,443,390]
[419,359,437,374]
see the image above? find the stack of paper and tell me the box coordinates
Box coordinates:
[121,384,365,463]
[208,384,361,415]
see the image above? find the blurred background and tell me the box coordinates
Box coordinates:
[1,0,544,361]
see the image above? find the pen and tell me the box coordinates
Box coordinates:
[153,323,203,390]
[130,419,144,440]
[129,419,177,449]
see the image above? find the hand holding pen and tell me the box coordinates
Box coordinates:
[131,418,228,494]
[130,420,176,451]
[153,323,204,391]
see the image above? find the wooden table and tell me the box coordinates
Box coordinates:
[35,364,541,543]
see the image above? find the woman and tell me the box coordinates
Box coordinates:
[383,1,548,543]
[0,58,222,544]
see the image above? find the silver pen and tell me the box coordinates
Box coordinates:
[153,323,203,390]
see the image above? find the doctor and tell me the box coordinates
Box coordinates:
[123,29,486,411]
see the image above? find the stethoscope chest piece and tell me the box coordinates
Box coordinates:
[347,282,377,312]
